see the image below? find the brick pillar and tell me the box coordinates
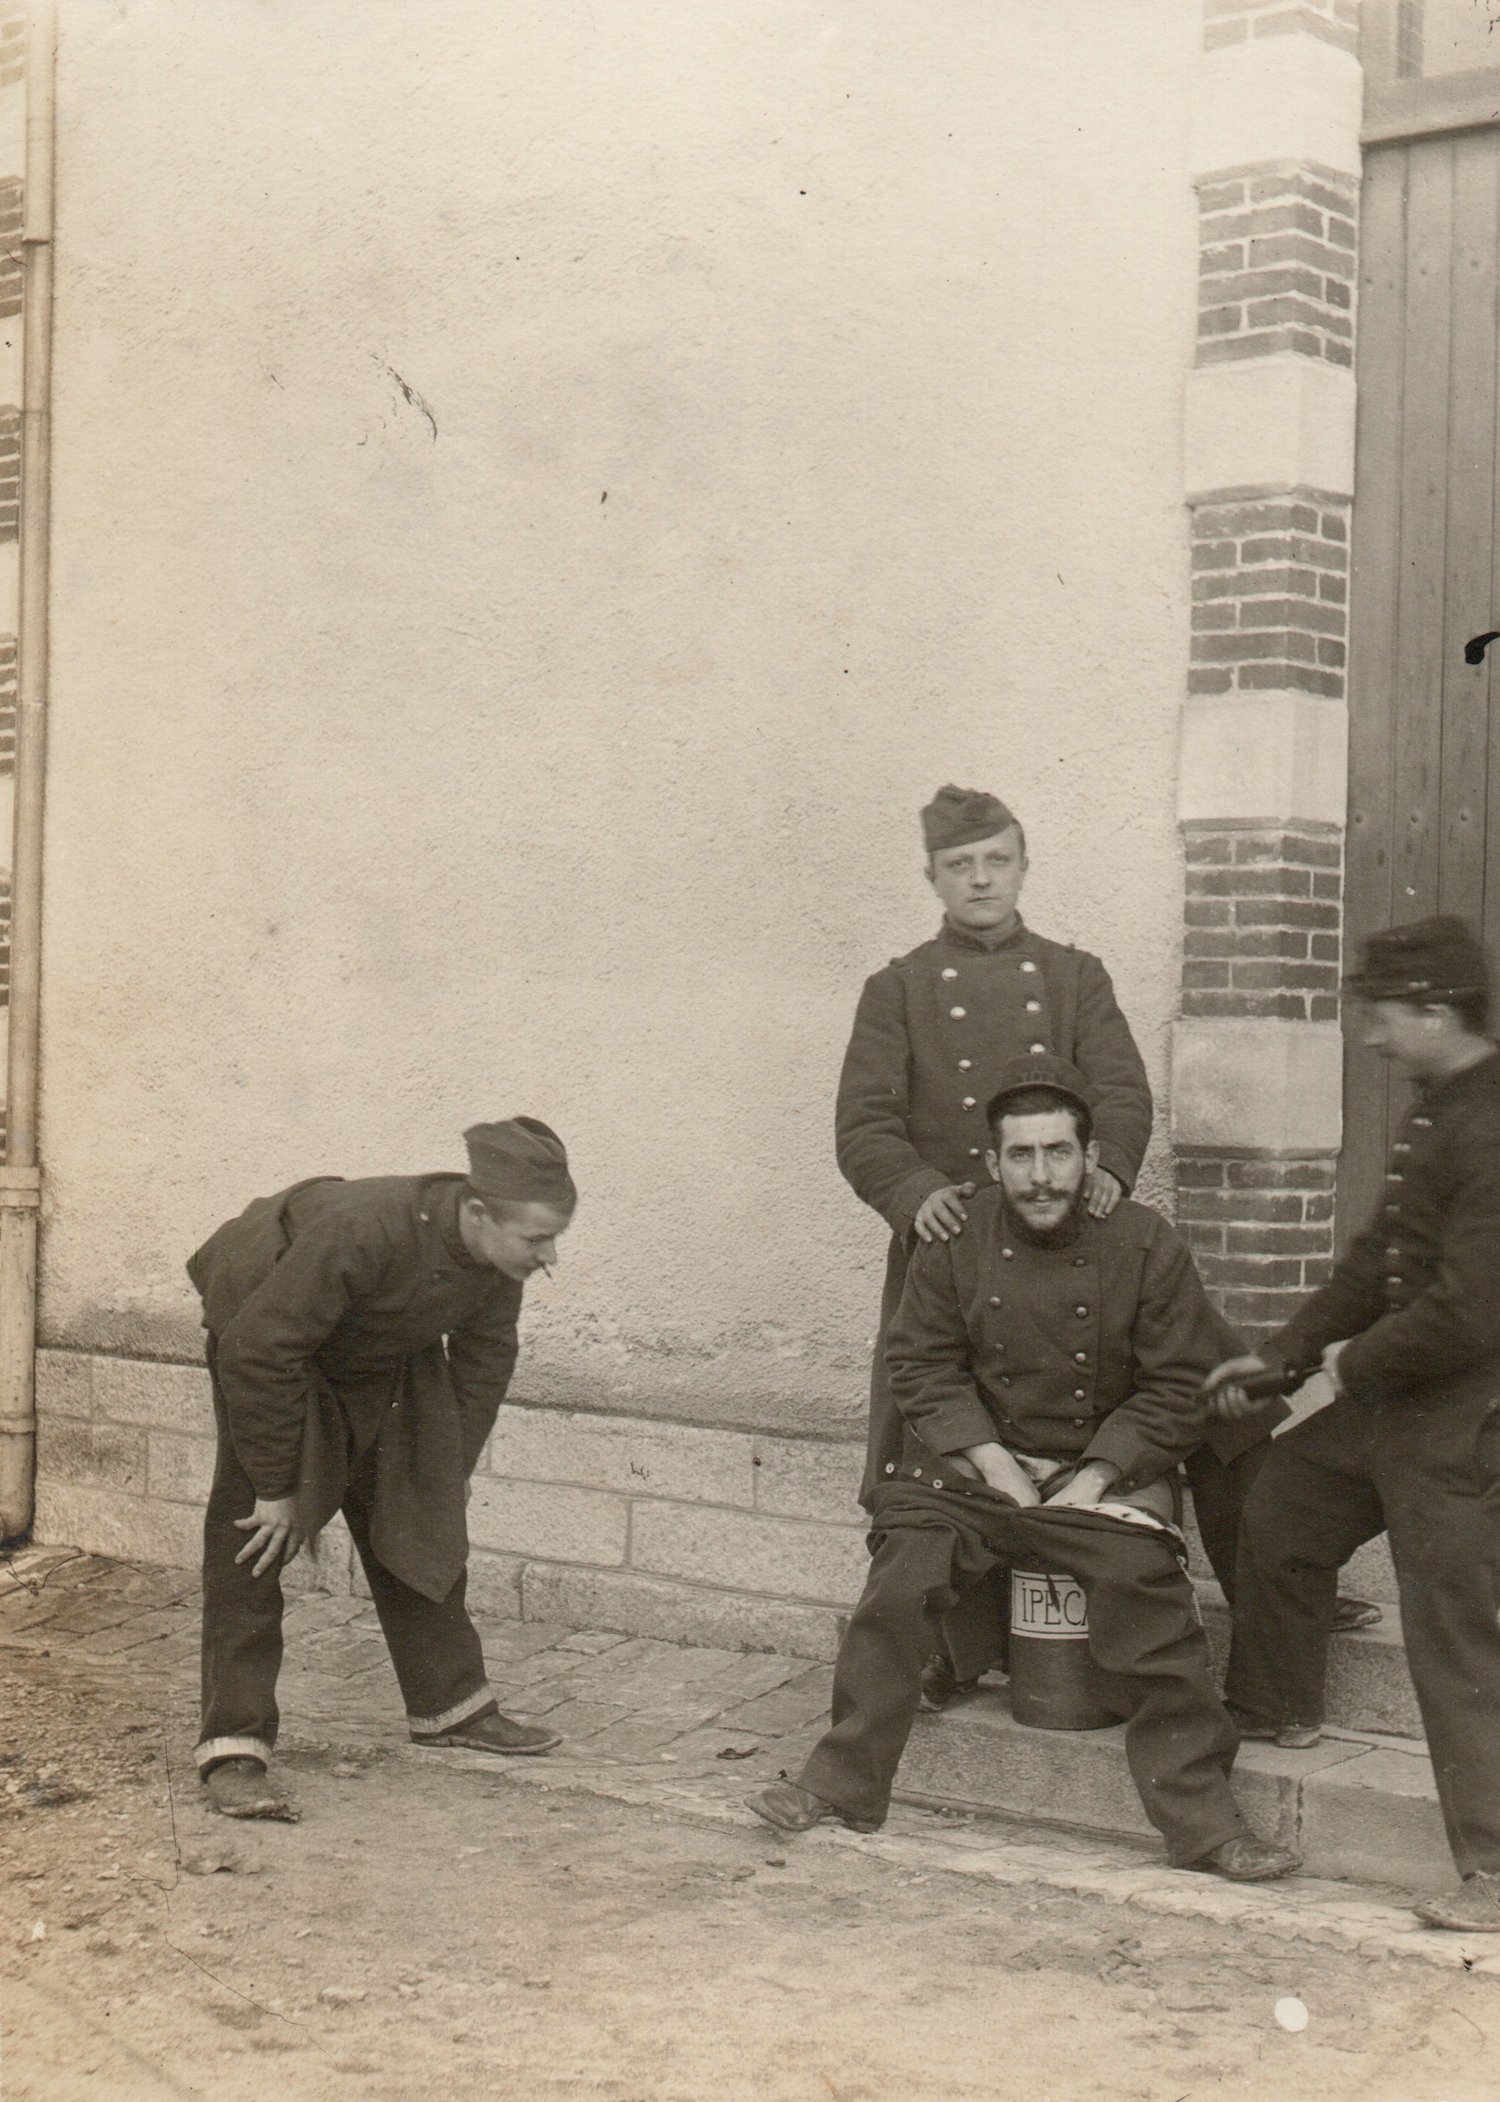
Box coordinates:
[1173,4,1363,1345]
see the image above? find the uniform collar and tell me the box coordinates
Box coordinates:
[418,1175,490,1272]
[938,913,1030,957]
[1414,1044,1500,1109]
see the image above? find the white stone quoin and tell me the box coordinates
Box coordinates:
[1178,691,1349,829]
[1191,34,1363,180]
[1184,357,1356,503]
[1171,1016,1344,1154]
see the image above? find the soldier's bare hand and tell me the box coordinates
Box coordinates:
[961,1441,1041,1506]
[1043,1459,1119,1508]
[233,1497,304,1578]
[1202,1353,1271,1422]
[1085,1167,1123,1219]
[914,1184,975,1243]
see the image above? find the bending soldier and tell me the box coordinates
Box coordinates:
[190,1117,575,1820]
[1206,918,1500,1931]
[753,1056,1299,1885]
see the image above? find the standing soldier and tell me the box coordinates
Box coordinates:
[837,785,1154,1514]
[189,1116,576,1820]
[1205,918,1500,1931]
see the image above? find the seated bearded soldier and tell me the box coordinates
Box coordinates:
[750,1055,1299,1883]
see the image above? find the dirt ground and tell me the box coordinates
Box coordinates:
[3,1649,1499,2101]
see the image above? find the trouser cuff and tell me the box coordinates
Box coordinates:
[196,1735,273,1774]
[407,1685,497,1738]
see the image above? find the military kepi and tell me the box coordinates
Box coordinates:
[463,1117,576,1210]
[1343,916,1489,1003]
[987,1051,1095,1125]
[921,784,1019,854]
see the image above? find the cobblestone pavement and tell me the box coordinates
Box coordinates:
[1,1543,1489,1978]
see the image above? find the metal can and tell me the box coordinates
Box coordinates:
[1008,1567,1125,1730]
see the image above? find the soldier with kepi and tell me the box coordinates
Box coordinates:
[1205,917,1500,1931]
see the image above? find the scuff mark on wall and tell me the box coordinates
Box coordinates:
[377,355,437,441]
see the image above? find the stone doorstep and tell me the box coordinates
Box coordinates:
[896,1687,1454,1896]
[1196,1588,1423,1740]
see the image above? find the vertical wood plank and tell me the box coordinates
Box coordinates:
[1482,136,1500,975]
[1440,128,1497,935]
[1390,137,1453,928]
[1381,141,1456,1173]
[1340,145,1410,1241]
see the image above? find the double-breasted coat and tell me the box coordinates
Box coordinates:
[884,1188,1218,1492]
[835,915,1154,1498]
[1262,1049,1500,1404]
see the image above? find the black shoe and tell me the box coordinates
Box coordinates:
[413,1710,561,1756]
[1186,1834,1301,1882]
[747,1781,879,1836]
[1413,1872,1500,1932]
[203,1756,299,1822]
[918,1655,980,1713]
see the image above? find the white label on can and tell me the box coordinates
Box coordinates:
[1011,1569,1089,1639]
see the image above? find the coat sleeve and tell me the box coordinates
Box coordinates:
[1328,1128,1500,1398]
[445,1283,524,1474]
[1072,954,1153,1193]
[212,1214,395,1498]
[884,1239,999,1455]
[835,966,952,1235]
[1082,1225,1215,1491]
[1260,1223,1388,1384]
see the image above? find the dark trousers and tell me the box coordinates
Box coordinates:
[1226,1389,1500,1876]
[197,1381,492,1770]
[1184,1441,1270,1605]
[799,1487,1245,1866]
[860,1233,914,1508]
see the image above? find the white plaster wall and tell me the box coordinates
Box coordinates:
[39,0,1197,1420]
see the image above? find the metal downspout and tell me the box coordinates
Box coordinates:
[0,1,55,1541]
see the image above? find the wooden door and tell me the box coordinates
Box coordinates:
[1340,7,1500,1237]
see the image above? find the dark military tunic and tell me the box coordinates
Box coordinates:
[1227,1048,1500,1877]
[884,1190,1216,1489]
[836,916,1152,1228]
[836,914,1153,1499]
[1261,1050,1500,1404]
[189,1173,522,1602]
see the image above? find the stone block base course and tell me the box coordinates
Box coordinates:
[30,1348,1402,1677]
[29,1349,863,1659]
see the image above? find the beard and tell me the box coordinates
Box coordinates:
[1002,1181,1089,1250]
